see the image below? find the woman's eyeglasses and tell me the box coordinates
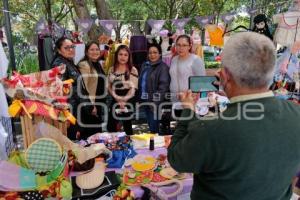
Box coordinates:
[63,45,76,50]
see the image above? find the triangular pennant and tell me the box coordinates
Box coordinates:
[99,20,118,36]
[75,18,94,33]
[195,15,215,27]
[147,19,166,35]
[221,12,236,24]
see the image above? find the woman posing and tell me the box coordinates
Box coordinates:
[77,41,107,139]
[139,43,170,134]
[169,35,206,118]
[107,45,138,135]
[51,37,93,140]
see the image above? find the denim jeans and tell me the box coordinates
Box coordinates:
[144,105,160,133]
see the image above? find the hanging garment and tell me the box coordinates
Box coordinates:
[43,37,54,70]
[273,11,300,46]
[104,43,116,75]
[0,42,9,117]
[37,35,46,71]
[129,36,148,71]
[206,24,224,47]
[38,36,54,71]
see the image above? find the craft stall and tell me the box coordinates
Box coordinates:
[0,121,193,200]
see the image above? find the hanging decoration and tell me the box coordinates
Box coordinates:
[51,22,65,40]
[75,18,94,34]
[221,12,236,24]
[147,19,166,36]
[195,15,215,27]
[99,20,118,36]
[247,8,258,15]
[171,18,191,35]
[35,18,50,35]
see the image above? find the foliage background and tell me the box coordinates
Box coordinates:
[0,0,294,72]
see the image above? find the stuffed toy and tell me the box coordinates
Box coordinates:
[252,14,273,40]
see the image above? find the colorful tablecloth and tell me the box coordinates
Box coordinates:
[106,147,193,200]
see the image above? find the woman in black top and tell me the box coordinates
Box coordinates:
[51,37,93,140]
[78,41,107,139]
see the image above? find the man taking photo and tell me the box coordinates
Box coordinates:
[168,32,300,200]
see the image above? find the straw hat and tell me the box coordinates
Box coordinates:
[75,160,106,189]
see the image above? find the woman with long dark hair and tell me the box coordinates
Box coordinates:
[51,37,93,140]
[107,45,138,135]
[77,41,106,138]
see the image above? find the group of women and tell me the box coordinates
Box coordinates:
[50,34,205,140]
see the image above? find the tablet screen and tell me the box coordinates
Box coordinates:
[189,76,218,92]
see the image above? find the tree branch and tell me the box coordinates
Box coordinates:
[140,0,155,13]
[56,7,73,22]
[17,8,39,22]
[188,2,198,16]
[54,0,66,21]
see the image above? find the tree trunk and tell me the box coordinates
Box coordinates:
[45,0,53,31]
[71,0,98,40]
[94,0,113,36]
[94,0,112,19]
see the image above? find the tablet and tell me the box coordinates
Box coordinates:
[189,76,218,92]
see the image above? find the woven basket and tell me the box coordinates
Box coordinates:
[20,115,67,149]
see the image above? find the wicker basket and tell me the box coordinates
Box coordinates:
[20,115,67,149]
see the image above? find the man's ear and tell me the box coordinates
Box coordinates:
[220,67,230,83]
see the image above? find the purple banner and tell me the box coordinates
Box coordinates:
[159,29,169,37]
[99,20,118,35]
[51,22,65,38]
[247,8,258,15]
[221,12,236,24]
[147,19,165,35]
[35,18,50,35]
[75,18,93,33]
[171,18,191,30]
[195,15,215,27]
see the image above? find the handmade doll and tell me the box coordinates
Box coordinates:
[252,14,273,40]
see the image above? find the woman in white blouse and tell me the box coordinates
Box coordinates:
[169,34,206,118]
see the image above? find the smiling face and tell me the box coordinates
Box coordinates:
[117,49,129,65]
[57,39,75,59]
[175,37,191,58]
[148,46,160,63]
[87,43,100,62]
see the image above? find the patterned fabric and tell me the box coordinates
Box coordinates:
[2,66,71,104]
[26,139,62,173]
[87,132,137,168]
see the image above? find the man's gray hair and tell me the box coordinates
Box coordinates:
[222,32,276,88]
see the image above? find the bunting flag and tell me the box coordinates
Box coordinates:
[35,18,50,35]
[172,18,191,35]
[195,15,215,27]
[51,22,65,39]
[99,20,118,36]
[75,18,94,33]
[247,8,258,15]
[221,12,236,24]
[147,19,166,36]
